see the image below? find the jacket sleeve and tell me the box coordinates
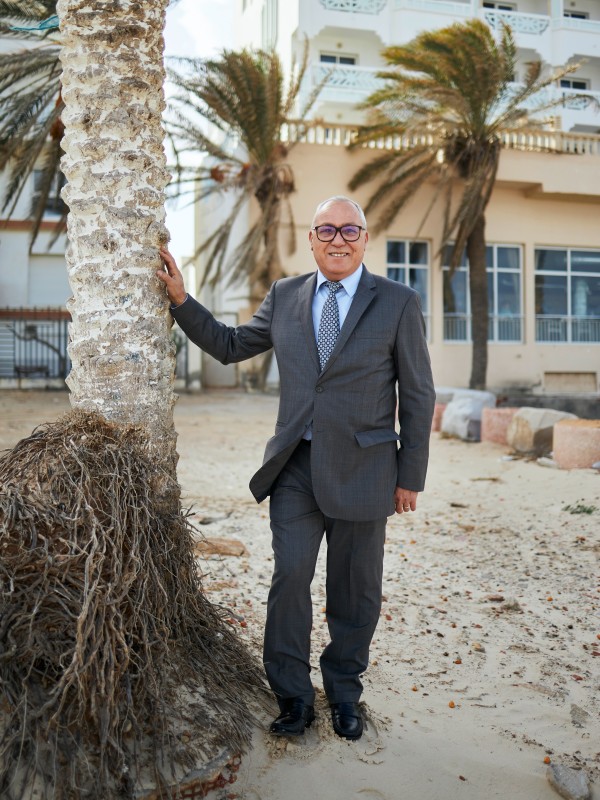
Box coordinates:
[394,292,436,492]
[171,285,275,364]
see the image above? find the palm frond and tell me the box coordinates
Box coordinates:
[166,43,321,300]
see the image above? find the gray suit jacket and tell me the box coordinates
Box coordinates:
[172,265,435,522]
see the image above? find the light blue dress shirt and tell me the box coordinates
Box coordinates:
[312,264,363,339]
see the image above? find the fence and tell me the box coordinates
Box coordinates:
[0,309,189,387]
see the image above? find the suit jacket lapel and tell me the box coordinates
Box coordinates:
[299,272,320,371]
[320,265,376,375]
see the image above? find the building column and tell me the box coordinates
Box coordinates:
[550,0,563,19]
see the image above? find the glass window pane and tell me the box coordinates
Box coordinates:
[387,267,406,284]
[570,250,600,274]
[497,246,520,270]
[497,272,520,315]
[442,244,467,267]
[485,246,493,269]
[387,241,405,264]
[444,270,467,313]
[409,241,428,265]
[339,56,356,65]
[572,276,600,317]
[408,268,428,312]
[320,54,336,63]
[535,275,567,315]
[535,249,567,272]
[487,272,494,309]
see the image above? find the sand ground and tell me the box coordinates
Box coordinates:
[1,389,598,800]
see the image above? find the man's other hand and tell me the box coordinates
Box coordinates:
[394,487,418,514]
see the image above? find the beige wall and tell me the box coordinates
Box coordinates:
[282,141,600,394]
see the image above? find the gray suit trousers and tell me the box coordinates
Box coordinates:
[263,440,386,706]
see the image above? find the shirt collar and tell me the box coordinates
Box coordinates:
[315,264,363,297]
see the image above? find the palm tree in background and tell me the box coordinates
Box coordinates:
[348,19,577,389]
[0,0,64,244]
[166,46,317,305]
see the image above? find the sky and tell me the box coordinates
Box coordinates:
[163,0,235,263]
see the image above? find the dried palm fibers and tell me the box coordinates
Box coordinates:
[0,411,267,799]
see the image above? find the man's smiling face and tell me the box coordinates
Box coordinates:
[309,200,368,281]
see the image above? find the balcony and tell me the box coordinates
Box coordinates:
[307,62,382,106]
[482,9,550,36]
[319,0,387,11]
[394,0,471,16]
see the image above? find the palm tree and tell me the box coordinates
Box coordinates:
[0,1,265,798]
[348,19,577,389]
[166,46,317,306]
[0,1,65,244]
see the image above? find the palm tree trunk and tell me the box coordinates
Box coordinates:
[58,0,175,473]
[467,213,488,390]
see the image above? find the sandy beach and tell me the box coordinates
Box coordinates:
[1,389,598,800]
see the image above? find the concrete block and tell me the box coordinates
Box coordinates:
[481,407,518,446]
[553,419,600,470]
[507,407,578,456]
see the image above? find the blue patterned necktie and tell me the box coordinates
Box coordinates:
[317,281,343,370]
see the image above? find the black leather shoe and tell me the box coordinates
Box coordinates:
[269,698,315,736]
[330,702,363,740]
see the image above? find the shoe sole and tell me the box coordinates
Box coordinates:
[270,715,315,737]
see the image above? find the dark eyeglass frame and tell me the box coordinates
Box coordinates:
[312,224,365,243]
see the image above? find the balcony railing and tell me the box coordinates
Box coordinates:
[443,314,524,343]
[394,0,471,16]
[483,9,550,35]
[283,120,600,156]
[536,316,600,343]
[553,16,600,34]
[311,63,381,95]
[319,0,386,12]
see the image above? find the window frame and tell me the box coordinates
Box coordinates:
[534,246,600,344]
[319,52,357,66]
[442,243,523,344]
[386,238,430,338]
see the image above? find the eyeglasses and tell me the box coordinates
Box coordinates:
[312,224,364,243]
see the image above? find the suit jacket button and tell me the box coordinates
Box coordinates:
[315,386,323,393]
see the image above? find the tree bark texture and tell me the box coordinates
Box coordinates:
[467,213,489,390]
[58,0,175,466]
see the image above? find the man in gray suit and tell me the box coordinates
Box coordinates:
[158,196,435,741]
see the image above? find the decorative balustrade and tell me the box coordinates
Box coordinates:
[283,120,600,157]
[311,64,381,94]
[483,9,550,35]
[319,0,386,12]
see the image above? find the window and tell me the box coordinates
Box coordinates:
[442,244,522,342]
[33,169,68,216]
[535,248,600,342]
[261,0,277,48]
[564,10,589,19]
[483,2,516,9]
[560,78,590,91]
[319,53,357,65]
[387,240,429,334]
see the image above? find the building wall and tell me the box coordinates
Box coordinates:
[281,138,600,393]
